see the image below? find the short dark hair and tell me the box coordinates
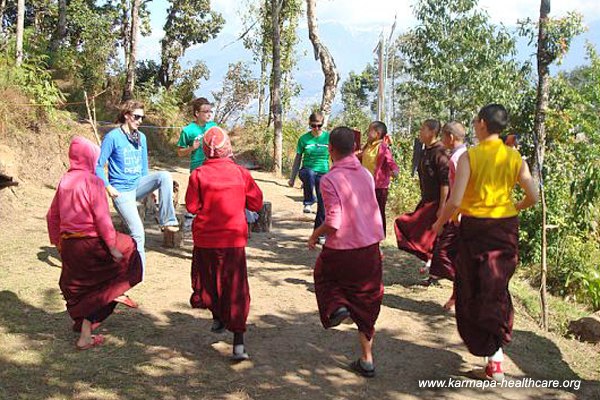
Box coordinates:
[309,111,324,123]
[370,121,387,139]
[478,103,508,134]
[192,97,212,115]
[422,119,441,136]
[442,121,466,141]
[330,126,355,156]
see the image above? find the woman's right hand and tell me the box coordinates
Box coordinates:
[106,186,120,199]
[288,179,294,187]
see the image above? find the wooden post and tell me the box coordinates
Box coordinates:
[252,201,272,233]
[163,228,183,248]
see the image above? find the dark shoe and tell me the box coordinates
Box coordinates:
[350,358,375,378]
[210,319,226,334]
[417,277,440,287]
[328,307,350,328]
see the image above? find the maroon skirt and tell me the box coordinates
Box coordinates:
[190,247,250,333]
[394,200,439,261]
[429,222,459,281]
[455,216,519,357]
[59,233,143,331]
[314,243,383,340]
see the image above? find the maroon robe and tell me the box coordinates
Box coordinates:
[190,247,250,333]
[314,243,383,340]
[395,141,449,262]
[59,232,142,332]
[429,222,459,281]
[455,216,519,356]
[375,188,389,237]
[394,200,439,261]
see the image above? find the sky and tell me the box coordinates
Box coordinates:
[138,0,600,113]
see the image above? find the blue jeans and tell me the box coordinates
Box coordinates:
[298,168,325,230]
[113,172,178,270]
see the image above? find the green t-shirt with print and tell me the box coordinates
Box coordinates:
[296,131,330,174]
[177,121,218,171]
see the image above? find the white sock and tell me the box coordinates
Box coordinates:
[490,348,504,362]
[233,344,246,355]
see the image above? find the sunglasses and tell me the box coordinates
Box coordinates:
[132,114,144,121]
[310,124,323,129]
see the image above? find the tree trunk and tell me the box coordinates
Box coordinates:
[50,0,67,52]
[121,0,131,69]
[376,37,385,121]
[533,0,551,331]
[15,0,24,66]
[122,0,140,101]
[258,53,267,119]
[271,0,283,175]
[306,0,339,127]
[0,0,7,34]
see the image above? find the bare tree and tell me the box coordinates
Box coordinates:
[271,0,283,175]
[533,0,551,331]
[122,0,140,101]
[16,0,24,66]
[306,0,339,126]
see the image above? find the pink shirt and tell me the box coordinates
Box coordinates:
[320,155,384,250]
[449,144,467,189]
[47,137,117,248]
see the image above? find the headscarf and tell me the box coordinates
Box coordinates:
[203,126,233,159]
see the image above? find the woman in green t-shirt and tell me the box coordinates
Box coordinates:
[288,112,330,236]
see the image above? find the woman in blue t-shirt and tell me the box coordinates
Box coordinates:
[96,100,179,271]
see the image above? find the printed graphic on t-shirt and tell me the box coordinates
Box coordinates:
[123,147,142,174]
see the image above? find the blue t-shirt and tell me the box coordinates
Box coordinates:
[96,127,148,192]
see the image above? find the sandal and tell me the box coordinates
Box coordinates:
[350,359,375,378]
[115,295,138,308]
[76,334,105,351]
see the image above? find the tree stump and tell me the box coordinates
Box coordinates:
[252,202,272,233]
[163,228,183,248]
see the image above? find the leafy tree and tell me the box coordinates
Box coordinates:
[159,0,224,90]
[241,0,302,122]
[395,0,529,122]
[339,65,377,129]
[212,62,259,126]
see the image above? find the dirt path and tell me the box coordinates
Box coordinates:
[0,166,598,399]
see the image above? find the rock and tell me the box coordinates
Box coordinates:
[568,312,600,343]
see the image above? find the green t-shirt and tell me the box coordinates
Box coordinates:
[296,131,330,174]
[177,121,218,171]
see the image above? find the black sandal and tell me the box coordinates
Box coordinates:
[350,359,375,378]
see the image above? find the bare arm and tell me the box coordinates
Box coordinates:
[288,153,302,187]
[308,224,336,249]
[437,185,449,218]
[432,153,470,233]
[515,161,539,211]
[177,138,201,158]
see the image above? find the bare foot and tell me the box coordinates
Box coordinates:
[443,298,455,310]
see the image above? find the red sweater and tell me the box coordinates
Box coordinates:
[185,158,263,248]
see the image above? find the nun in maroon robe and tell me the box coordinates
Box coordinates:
[47,136,142,349]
